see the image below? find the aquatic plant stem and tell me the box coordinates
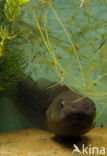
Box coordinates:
[43,8,64,82]
[94,103,107,122]
[30,5,85,91]
[43,8,88,92]
[44,8,87,90]
[48,1,86,88]
[30,4,107,100]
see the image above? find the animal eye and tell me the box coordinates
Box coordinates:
[59,100,65,108]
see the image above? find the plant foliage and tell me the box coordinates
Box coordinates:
[0,0,30,95]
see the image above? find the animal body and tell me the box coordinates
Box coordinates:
[16,77,96,137]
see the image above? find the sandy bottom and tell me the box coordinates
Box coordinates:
[0,128,107,156]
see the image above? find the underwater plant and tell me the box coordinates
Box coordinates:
[18,0,106,126]
[0,0,31,95]
[0,0,106,126]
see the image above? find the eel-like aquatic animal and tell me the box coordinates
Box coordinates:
[16,77,96,137]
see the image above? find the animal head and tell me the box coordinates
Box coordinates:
[47,90,96,137]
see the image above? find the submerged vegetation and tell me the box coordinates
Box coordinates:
[24,2,107,93]
[0,0,30,94]
[0,0,106,124]
[25,0,107,123]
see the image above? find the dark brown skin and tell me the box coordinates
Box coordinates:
[16,77,96,137]
[47,89,96,137]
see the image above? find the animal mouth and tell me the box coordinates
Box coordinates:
[67,113,92,122]
[74,113,89,120]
